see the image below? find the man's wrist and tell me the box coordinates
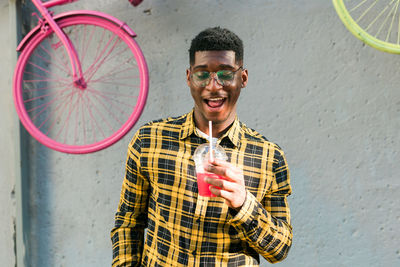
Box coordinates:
[229,191,247,216]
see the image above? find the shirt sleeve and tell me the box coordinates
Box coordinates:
[228,148,292,263]
[110,130,149,267]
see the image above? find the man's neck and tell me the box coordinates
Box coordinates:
[193,113,235,138]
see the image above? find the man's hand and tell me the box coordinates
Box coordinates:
[204,158,246,209]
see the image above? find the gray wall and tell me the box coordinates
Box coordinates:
[1,0,399,266]
[1,1,21,266]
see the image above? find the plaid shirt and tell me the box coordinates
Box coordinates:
[111,110,292,266]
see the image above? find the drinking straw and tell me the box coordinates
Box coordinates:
[209,121,213,162]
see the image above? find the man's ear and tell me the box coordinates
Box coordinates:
[241,68,248,88]
[186,68,191,87]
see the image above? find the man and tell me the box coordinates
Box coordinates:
[111,27,292,266]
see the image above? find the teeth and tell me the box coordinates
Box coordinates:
[208,98,224,101]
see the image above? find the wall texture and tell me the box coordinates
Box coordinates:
[1,0,399,266]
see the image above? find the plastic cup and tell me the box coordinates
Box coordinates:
[193,141,227,197]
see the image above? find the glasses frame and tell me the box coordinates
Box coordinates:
[190,66,243,87]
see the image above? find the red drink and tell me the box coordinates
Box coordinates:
[193,141,227,197]
[197,173,223,197]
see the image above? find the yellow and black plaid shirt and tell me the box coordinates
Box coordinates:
[111,110,292,266]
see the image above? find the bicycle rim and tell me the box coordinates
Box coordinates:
[13,15,149,153]
[333,0,400,53]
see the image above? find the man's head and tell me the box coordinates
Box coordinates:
[186,27,248,134]
[189,27,243,66]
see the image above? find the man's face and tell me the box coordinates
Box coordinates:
[186,50,248,130]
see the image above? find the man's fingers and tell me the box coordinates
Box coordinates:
[205,165,228,177]
[209,158,234,168]
[205,177,235,192]
[206,164,242,183]
[209,185,234,199]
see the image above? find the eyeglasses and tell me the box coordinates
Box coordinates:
[190,66,243,87]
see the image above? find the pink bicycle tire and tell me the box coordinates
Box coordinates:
[13,15,149,154]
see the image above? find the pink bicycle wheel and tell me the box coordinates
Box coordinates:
[13,15,149,154]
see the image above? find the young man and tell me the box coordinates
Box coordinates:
[111,27,292,266]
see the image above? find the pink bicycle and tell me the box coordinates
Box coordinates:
[13,0,149,154]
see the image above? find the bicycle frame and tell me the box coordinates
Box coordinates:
[30,0,87,88]
[18,0,138,89]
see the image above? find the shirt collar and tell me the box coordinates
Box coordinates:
[180,110,242,148]
[179,110,196,140]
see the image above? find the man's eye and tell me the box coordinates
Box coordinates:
[194,71,210,80]
[217,71,233,80]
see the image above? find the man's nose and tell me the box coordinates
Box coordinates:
[205,73,222,90]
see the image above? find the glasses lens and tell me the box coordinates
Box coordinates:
[193,71,210,81]
[217,70,234,81]
[193,71,210,86]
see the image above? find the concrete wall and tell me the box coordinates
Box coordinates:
[1,0,399,266]
[1,1,19,266]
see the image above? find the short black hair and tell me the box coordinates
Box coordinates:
[189,27,243,65]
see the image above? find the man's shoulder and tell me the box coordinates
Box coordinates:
[145,113,187,127]
[136,113,188,135]
[239,122,283,151]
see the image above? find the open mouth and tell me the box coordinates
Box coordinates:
[204,97,226,109]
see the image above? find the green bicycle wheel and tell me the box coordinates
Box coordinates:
[333,0,400,54]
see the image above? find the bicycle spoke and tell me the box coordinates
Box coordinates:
[30,87,73,121]
[374,0,396,37]
[45,36,75,76]
[362,1,390,31]
[38,41,71,76]
[85,27,109,77]
[23,70,69,85]
[86,87,138,108]
[89,57,138,83]
[37,89,76,132]
[86,87,134,116]
[23,89,67,104]
[23,78,69,85]
[72,92,81,145]
[385,0,400,41]
[56,90,81,142]
[350,0,369,13]
[22,82,71,99]
[90,80,139,88]
[79,94,87,145]
[80,24,96,66]
[84,33,133,81]
[356,0,379,24]
[85,36,120,82]
[79,25,87,63]
[89,90,125,126]
[398,5,400,43]
[88,43,133,74]
[91,72,139,84]
[85,93,115,133]
[26,60,66,82]
[35,45,70,76]
[79,92,96,143]
[82,92,107,140]
[43,90,77,135]
[86,88,138,98]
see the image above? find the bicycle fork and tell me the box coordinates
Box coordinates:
[32,0,87,89]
